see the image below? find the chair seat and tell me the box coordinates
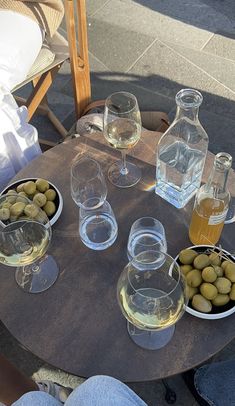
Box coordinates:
[27,42,55,78]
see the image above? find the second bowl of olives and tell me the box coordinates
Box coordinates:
[175,245,235,320]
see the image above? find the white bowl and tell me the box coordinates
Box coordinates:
[175,245,235,320]
[1,178,63,226]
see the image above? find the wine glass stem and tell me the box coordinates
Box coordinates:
[120,150,128,175]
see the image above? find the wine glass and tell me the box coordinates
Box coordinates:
[103,91,142,188]
[117,251,188,350]
[0,194,59,293]
[127,217,167,263]
[71,156,107,209]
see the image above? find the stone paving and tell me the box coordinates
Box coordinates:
[3,1,235,405]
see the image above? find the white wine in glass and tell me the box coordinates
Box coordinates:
[117,251,188,350]
[0,194,58,293]
[1,220,50,267]
[104,92,142,188]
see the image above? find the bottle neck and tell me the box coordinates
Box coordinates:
[176,106,199,121]
[207,161,230,195]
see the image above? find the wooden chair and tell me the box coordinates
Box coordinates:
[13,0,91,148]
[64,0,91,120]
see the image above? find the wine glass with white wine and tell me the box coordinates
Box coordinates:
[0,193,59,293]
[103,91,142,188]
[117,251,188,350]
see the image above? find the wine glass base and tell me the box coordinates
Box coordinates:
[127,322,175,350]
[15,255,59,293]
[108,161,141,188]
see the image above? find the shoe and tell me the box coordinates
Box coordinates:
[36,380,73,403]
[182,369,210,406]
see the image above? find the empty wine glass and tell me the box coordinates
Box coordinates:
[71,156,107,209]
[117,251,188,350]
[0,193,59,293]
[79,200,118,250]
[127,217,167,264]
[103,91,142,188]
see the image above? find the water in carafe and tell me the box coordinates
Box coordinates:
[155,89,208,209]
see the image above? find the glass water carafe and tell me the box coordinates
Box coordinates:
[189,152,232,245]
[155,89,209,209]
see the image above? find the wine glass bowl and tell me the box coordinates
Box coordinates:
[0,193,58,293]
[127,217,167,264]
[117,251,187,349]
[71,156,107,209]
[103,91,142,188]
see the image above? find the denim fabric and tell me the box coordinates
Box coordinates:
[194,359,235,406]
[13,376,147,406]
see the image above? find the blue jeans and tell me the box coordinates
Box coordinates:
[12,375,147,406]
[12,360,235,406]
[194,359,235,406]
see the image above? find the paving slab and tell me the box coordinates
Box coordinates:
[164,41,235,93]
[128,39,235,119]
[123,0,235,37]
[86,0,111,16]
[88,16,156,72]
[203,31,235,61]
[91,0,214,50]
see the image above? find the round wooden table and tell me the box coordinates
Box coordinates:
[0,131,234,382]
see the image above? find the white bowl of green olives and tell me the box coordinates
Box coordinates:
[0,178,63,226]
[175,245,235,320]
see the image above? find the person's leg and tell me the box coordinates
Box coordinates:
[0,354,38,406]
[65,375,147,406]
[12,391,62,406]
[0,10,44,91]
[194,359,235,406]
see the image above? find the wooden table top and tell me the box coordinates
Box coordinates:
[0,130,234,382]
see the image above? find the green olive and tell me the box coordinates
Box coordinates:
[186,269,202,288]
[6,194,17,204]
[192,294,212,313]
[202,266,217,283]
[16,183,25,193]
[23,181,36,195]
[193,254,210,270]
[24,204,39,218]
[10,202,26,217]
[43,201,56,216]
[200,283,218,300]
[221,260,232,271]
[224,263,235,283]
[180,265,193,276]
[6,190,17,196]
[213,266,223,277]
[179,249,198,265]
[44,189,56,201]
[214,277,231,294]
[212,294,230,307]
[33,193,47,208]
[35,178,49,193]
[209,252,221,266]
[0,208,10,221]
[229,284,235,301]
[2,201,12,209]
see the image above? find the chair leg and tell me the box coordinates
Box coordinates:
[14,65,68,142]
[162,379,177,404]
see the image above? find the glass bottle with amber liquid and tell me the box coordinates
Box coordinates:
[189,152,232,245]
